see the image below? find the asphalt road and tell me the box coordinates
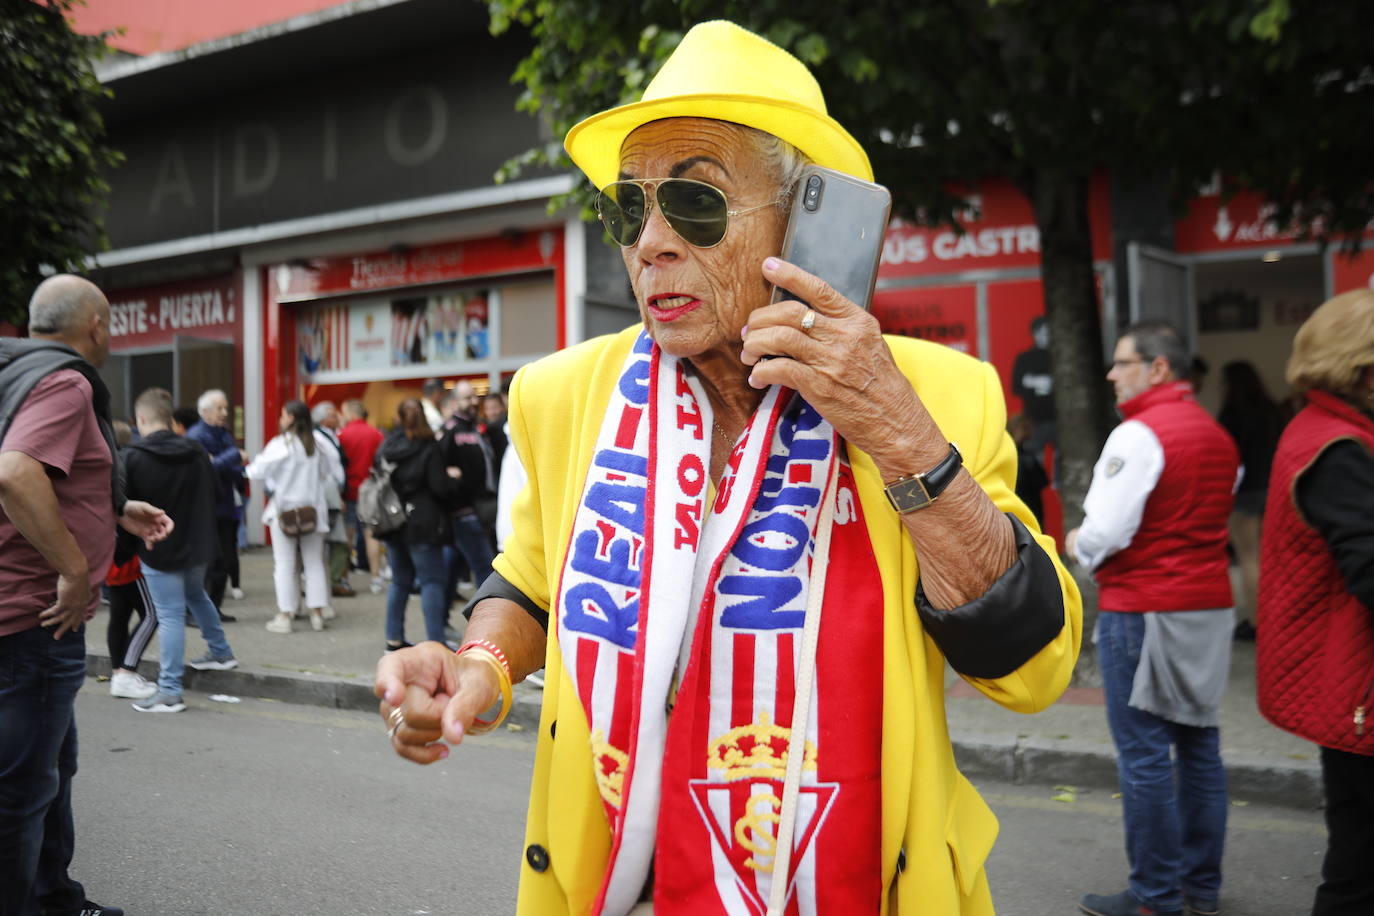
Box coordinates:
[66,686,1325,915]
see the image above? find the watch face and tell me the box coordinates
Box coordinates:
[887,476,933,513]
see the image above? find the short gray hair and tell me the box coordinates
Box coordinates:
[740,126,811,212]
[311,401,337,424]
[1123,321,1190,380]
[28,275,103,335]
[197,389,227,413]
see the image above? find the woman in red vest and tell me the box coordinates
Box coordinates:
[1257,288,1374,916]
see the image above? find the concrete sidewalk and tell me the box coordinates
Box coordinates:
[85,547,1324,808]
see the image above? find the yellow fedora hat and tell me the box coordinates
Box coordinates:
[565,20,872,189]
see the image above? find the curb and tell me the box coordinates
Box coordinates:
[87,652,546,729]
[89,654,1323,809]
[951,729,1323,810]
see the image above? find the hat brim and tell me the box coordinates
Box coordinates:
[565,93,873,190]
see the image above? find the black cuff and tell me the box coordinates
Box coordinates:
[915,514,1065,679]
[462,570,549,632]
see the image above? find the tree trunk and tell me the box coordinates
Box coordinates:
[1028,170,1114,532]
[1028,171,1115,685]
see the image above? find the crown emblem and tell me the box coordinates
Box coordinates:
[590,730,629,808]
[707,709,818,782]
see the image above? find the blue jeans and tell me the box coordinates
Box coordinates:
[1097,611,1227,910]
[0,626,88,916]
[446,512,494,607]
[386,540,447,644]
[143,563,233,697]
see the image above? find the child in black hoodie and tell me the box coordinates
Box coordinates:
[122,388,238,712]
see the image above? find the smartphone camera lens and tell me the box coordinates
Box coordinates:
[803,175,823,212]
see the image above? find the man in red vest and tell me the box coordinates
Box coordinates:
[1067,322,1240,916]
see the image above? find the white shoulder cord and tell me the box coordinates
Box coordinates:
[766,451,840,916]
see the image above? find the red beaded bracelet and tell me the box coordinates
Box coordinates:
[456,639,511,681]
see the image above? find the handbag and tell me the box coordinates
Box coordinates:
[277,505,318,537]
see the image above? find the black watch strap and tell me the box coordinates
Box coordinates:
[884,442,963,514]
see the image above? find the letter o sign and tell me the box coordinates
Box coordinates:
[385,86,447,167]
[678,454,705,497]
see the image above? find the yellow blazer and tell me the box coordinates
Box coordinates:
[495,326,1082,915]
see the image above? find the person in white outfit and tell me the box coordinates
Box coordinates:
[246,400,331,633]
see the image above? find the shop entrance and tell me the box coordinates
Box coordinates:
[102,337,237,421]
[1190,253,1324,414]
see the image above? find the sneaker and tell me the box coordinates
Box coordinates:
[310,612,325,632]
[331,581,356,597]
[384,640,413,652]
[525,672,545,689]
[265,613,292,634]
[187,653,239,671]
[322,604,337,620]
[370,578,385,594]
[133,691,186,713]
[218,611,237,623]
[109,671,157,699]
[380,562,392,581]
[229,586,246,600]
[1184,897,1219,916]
[42,900,125,916]
[1080,890,1182,916]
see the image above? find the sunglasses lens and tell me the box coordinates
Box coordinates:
[598,182,646,246]
[658,179,730,247]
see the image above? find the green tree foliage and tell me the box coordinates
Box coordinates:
[0,0,121,325]
[487,0,1374,530]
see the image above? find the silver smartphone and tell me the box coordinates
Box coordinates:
[772,165,892,311]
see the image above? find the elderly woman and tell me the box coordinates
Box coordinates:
[1256,289,1374,915]
[376,20,1080,915]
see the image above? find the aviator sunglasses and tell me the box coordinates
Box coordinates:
[596,178,778,249]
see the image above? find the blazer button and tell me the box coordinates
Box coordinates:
[526,844,550,873]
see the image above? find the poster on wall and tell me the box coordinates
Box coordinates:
[299,290,492,378]
[297,304,348,375]
[348,302,391,372]
[429,293,463,361]
[391,297,430,365]
[464,294,489,359]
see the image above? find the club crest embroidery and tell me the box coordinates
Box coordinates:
[689,710,838,910]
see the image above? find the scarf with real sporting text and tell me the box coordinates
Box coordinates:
[554,331,885,915]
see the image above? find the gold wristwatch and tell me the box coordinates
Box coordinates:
[883,443,962,514]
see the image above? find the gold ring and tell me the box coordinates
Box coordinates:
[386,707,405,739]
[800,308,816,334]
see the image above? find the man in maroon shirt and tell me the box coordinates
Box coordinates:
[0,275,171,916]
[339,399,385,592]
